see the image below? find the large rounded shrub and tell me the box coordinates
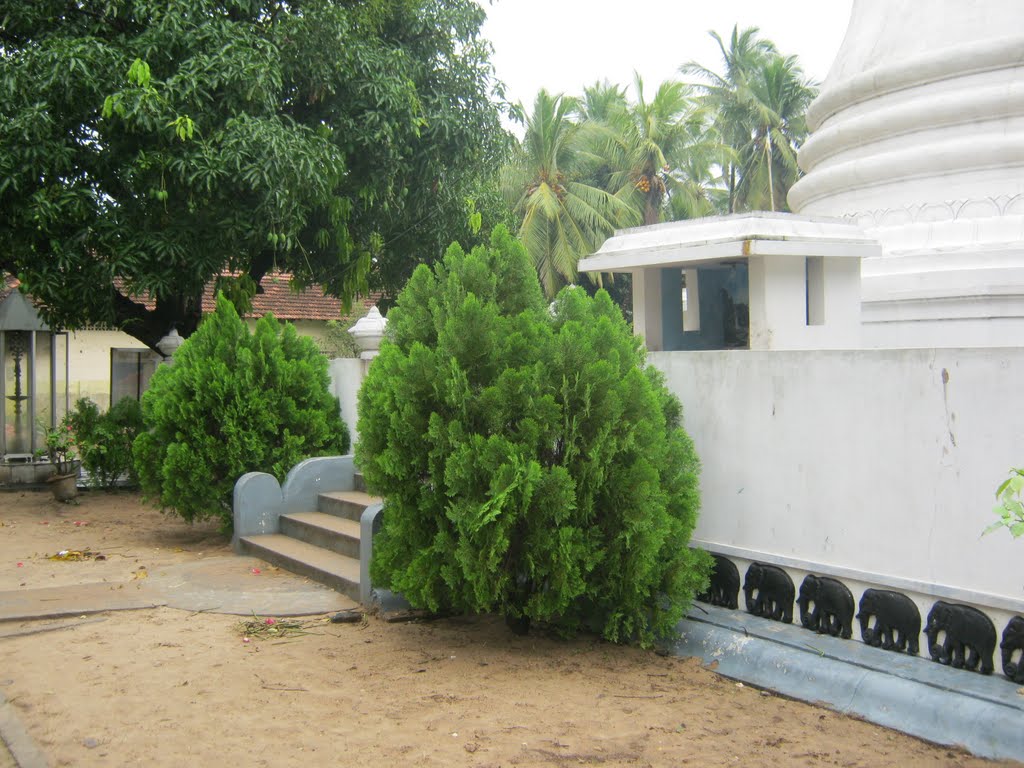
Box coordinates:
[356,226,710,644]
[134,294,349,527]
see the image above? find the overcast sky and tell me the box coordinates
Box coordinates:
[480,0,854,117]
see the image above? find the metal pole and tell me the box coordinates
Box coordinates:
[50,332,57,427]
[28,331,36,456]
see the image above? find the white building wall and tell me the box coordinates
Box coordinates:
[652,349,1024,625]
[68,329,150,408]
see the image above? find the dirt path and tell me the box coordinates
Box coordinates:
[0,490,1017,767]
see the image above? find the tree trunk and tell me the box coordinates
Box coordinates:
[109,289,203,353]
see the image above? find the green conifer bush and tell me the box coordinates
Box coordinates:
[134,294,349,527]
[356,226,710,645]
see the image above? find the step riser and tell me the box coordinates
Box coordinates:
[353,473,367,494]
[317,496,367,521]
[280,517,360,559]
[238,538,359,601]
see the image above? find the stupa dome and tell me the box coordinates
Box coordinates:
[788,0,1024,347]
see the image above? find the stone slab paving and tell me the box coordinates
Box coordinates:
[0,556,355,624]
[0,582,163,623]
[145,555,356,616]
[0,691,47,768]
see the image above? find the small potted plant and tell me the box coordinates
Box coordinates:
[41,418,79,501]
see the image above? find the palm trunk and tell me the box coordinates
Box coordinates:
[766,131,775,212]
[644,194,659,226]
[728,163,736,214]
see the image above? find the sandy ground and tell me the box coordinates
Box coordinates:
[0,490,1019,768]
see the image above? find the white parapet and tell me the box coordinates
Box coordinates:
[653,347,1024,629]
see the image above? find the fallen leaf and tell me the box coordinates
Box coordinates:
[251,567,261,575]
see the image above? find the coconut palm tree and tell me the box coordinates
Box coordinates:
[682,25,778,213]
[732,54,816,212]
[502,90,636,297]
[667,124,729,220]
[580,75,719,226]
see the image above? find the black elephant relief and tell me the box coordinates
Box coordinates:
[697,554,740,609]
[856,589,921,655]
[1001,616,1024,683]
[743,562,794,623]
[924,601,997,675]
[797,575,854,639]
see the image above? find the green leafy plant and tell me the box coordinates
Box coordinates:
[986,468,1024,539]
[67,397,145,490]
[134,293,350,528]
[39,417,77,476]
[356,226,711,646]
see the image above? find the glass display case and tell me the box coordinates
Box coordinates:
[0,288,69,465]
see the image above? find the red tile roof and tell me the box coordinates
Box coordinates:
[4,272,376,323]
[207,274,379,322]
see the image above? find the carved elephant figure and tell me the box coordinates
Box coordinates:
[697,554,740,610]
[924,601,996,675]
[856,589,920,655]
[1000,615,1024,683]
[797,575,854,639]
[743,562,794,624]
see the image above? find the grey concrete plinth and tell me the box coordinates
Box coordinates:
[671,603,1024,761]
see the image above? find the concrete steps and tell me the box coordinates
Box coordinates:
[279,512,360,558]
[318,490,377,521]
[237,472,380,601]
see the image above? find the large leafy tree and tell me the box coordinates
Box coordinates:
[501,90,636,298]
[0,0,510,348]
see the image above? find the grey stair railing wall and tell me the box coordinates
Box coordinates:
[232,455,356,547]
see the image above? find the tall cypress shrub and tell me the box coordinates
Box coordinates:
[134,293,349,527]
[356,226,710,645]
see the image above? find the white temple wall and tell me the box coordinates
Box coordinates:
[327,357,365,449]
[651,348,1024,627]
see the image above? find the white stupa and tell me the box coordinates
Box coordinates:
[788,0,1024,347]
